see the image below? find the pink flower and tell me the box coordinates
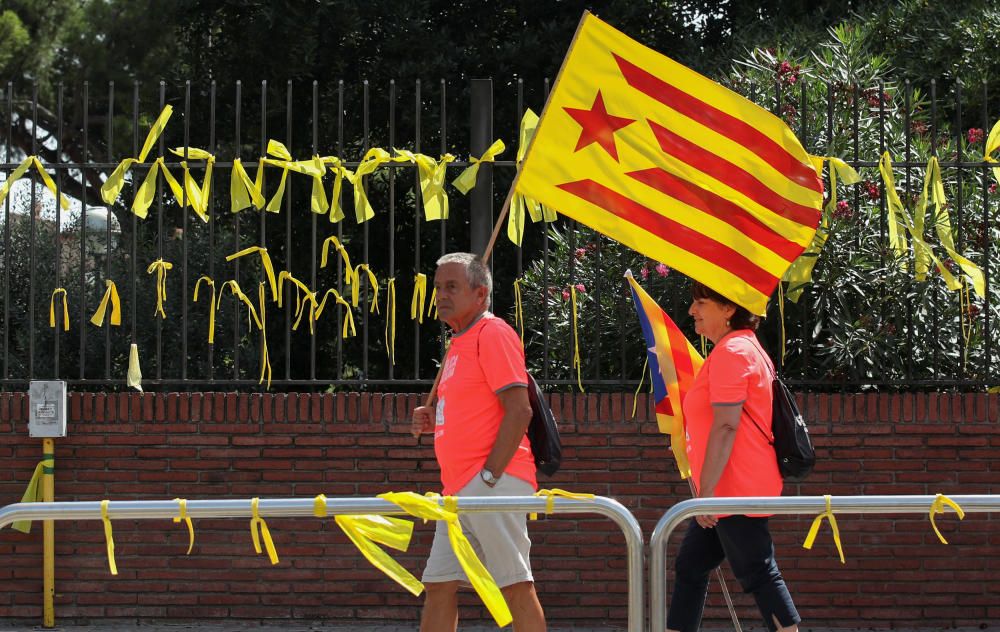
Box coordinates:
[788,75,797,85]
[864,180,880,201]
[967,128,985,145]
[575,283,586,293]
[640,266,650,280]
[833,199,853,220]
[778,60,792,75]
[655,263,669,277]
[989,183,997,195]
[574,247,587,260]
[561,290,570,301]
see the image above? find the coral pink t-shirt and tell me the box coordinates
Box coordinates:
[433,313,537,495]
[683,330,783,508]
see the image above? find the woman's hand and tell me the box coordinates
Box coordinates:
[695,486,718,528]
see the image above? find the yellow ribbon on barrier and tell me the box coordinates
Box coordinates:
[218,280,262,333]
[256,283,272,388]
[173,498,195,555]
[90,280,121,327]
[226,246,278,302]
[146,259,173,318]
[385,278,397,365]
[428,287,438,320]
[313,494,329,517]
[453,139,505,195]
[410,273,427,324]
[316,289,356,338]
[100,105,174,207]
[277,271,320,333]
[378,491,512,627]
[985,118,1000,184]
[131,156,186,219]
[509,110,556,245]
[346,148,394,223]
[530,489,596,521]
[929,493,965,544]
[322,156,352,222]
[193,276,217,343]
[632,357,649,419]
[260,140,327,213]
[168,147,215,222]
[320,236,356,285]
[512,278,524,341]
[49,288,69,331]
[10,459,48,533]
[803,495,845,564]
[394,149,456,220]
[230,157,266,212]
[0,156,70,210]
[101,500,118,575]
[127,343,142,392]
[570,285,584,393]
[352,264,380,313]
[249,497,279,565]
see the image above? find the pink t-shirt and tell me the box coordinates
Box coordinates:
[683,330,783,506]
[434,313,538,495]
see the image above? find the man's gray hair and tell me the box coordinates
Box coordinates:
[437,252,492,307]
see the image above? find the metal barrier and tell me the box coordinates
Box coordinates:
[649,494,1000,632]
[0,494,645,632]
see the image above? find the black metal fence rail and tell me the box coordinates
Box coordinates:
[0,77,996,391]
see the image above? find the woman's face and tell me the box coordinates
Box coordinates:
[689,296,737,344]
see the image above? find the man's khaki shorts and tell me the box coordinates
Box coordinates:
[421,473,535,588]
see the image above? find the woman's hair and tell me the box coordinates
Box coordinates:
[690,282,761,332]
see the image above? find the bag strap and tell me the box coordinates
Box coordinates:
[738,334,775,446]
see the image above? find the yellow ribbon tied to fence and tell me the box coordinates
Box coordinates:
[352,263,380,313]
[313,495,424,596]
[378,491,512,627]
[410,273,427,324]
[929,493,965,545]
[173,498,195,554]
[226,246,278,302]
[513,278,525,341]
[877,152,911,264]
[803,495,845,564]
[346,147,395,223]
[985,118,1000,184]
[322,156,353,222]
[10,454,52,533]
[193,276,217,343]
[131,156,187,220]
[0,156,70,210]
[530,489,596,521]
[320,236,356,285]
[394,149,456,220]
[261,140,327,213]
[277,271,320,333]
[101,500,118,575]
[510,110,556,245]
[169,147,215,222]
[127,343,143,392]
[453,139,505,195]
[316,289,356,338]
[385,278,397,365]
[230,157,266,213]
[90,280,121,327]
[570,285,584,393]
[49,288,69,331]
[100,105,173,207]
[427,287,438,320]
[249,497,279,564]
[256,283,272,388]
[218,280,262,332]
[146,259,173,318]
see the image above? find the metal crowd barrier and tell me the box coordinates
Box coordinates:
[0,494,645,632]
[649,494,1000,632]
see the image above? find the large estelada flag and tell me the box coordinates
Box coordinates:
[625,271,702,479]
[517,12,824,315]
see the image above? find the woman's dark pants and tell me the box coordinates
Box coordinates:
[666,515,800,632]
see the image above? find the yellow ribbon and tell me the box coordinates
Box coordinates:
[260,140,327,213]
[878,152,911,263]
[530,489,596,521]
[127,343,142,392]
[378,492,512,627]
[49,288,69,331]
[512,278,524,341]
[11,459,49,533]
[394,149,456,220]
[929,493,965,544]
[172,498,195,554]
[453,139,505,195]
[193,276,217,343]
[131,156,187,220]
[277,271,320,333]
[0,156,70,210]
[632,357,648,419]
[101,500,118,575]
[509,110,555,245]
[226,246,278,302]
[410,273,427,323]
[985,118,1000,184]
[316,289,356,338]
[385,278,397,365]
[803,495,845,564]
[335,514,424,597]
[570,285,584,392]
[100,105,173,207]
[218,280,261,329]
[249,497,279,564]
[428,287,438,320]
[257,283,272,388]
[320,236,356,285]
[352,264,380,313]
[90,280,121,327]
[146,259,173,318]
[230,157,266,212]
[322,156,352,222]
[346,148,395,223]
[920,157,985,298]
[168,147,215,222]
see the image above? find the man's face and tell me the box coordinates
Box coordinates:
[434,262,488,331]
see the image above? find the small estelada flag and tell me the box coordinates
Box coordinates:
[517,12,824,315]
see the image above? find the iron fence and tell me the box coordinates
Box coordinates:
[0,77,997,391]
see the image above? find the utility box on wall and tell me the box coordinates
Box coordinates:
[28,380,67,438]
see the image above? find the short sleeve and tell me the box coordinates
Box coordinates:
[708,342,752,405]
[477,320,529,393]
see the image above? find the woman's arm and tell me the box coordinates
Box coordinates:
[695,403,742,527]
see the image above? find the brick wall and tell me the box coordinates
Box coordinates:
[1,391,999,628]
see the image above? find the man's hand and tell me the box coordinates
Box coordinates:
[411,405,435,438]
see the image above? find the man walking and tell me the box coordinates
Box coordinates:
[411,252,546,632]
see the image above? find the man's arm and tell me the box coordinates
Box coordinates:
[483,385,532,478]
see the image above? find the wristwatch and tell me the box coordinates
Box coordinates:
[480,468,499,488]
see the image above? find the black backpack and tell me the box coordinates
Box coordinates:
[526,373,562,476]
[746,339,815,480]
